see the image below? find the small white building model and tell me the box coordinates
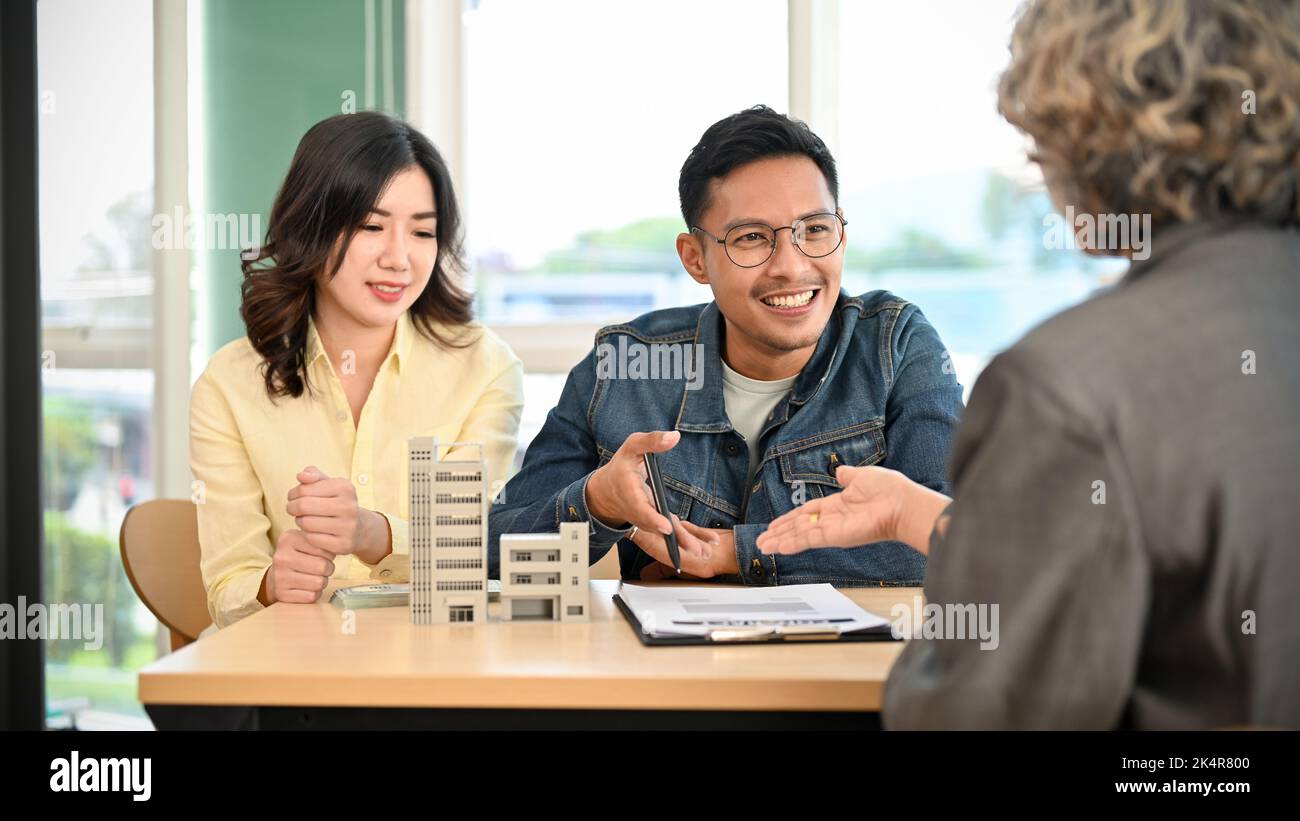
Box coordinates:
[409,438,487,625]
[499,522,590,622]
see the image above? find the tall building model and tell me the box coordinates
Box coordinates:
[409,438,487,624]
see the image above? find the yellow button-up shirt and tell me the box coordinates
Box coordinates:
[189,312,523,629]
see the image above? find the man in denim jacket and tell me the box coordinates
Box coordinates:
[489,106,963,585]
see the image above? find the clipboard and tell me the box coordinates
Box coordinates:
[613,592,902,646]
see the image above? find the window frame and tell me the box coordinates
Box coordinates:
[403,0,840,374]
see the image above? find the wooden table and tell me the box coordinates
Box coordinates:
[140,581,919,729]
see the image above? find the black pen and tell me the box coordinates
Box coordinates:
[643,451,681,574]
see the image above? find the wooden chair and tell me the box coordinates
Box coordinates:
[119,499,211,651]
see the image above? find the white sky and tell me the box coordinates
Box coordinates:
[465,0,788,267]
[38,0,154,284]
[837,0,1037,185]
[465,0,1038,267]
[37,0,1039,276]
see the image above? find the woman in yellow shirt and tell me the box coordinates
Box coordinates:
[190,112,523,630]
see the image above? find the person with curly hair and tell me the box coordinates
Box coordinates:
[758,0,1300,729]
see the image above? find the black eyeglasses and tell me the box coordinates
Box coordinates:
[691,212,847,268]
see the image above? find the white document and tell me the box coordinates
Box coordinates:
[616,582,892,639]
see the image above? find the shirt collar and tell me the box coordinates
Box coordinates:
[390,311,413,374]
[674,296,841,432]
[304,315,327,369]
[303,311,413,375]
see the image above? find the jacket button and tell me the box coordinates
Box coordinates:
[726,443,738,455]
[750,558,764,578]
[568,505,579,520]
[712,521,724,528]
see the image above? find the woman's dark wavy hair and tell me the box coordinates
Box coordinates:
[240,111,473,400]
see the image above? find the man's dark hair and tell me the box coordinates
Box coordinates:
[678,104,839,229]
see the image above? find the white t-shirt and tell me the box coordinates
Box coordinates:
[720,359,798,487]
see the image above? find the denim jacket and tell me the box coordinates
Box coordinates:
[488,290,963,585]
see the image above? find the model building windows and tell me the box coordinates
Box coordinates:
[498,523,590,622]
[435,537,482,548]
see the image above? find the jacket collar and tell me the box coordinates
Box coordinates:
[1124,216,1271,283]
[674,294,843,433]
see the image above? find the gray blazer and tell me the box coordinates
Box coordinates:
[884,219,1300,729]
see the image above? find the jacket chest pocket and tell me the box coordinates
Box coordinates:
[776,419,886,497]
[596,444,696,522]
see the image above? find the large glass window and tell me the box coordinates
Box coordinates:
[463,0,788,449]
[38,0,157,729]
[836,0,1124,393]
